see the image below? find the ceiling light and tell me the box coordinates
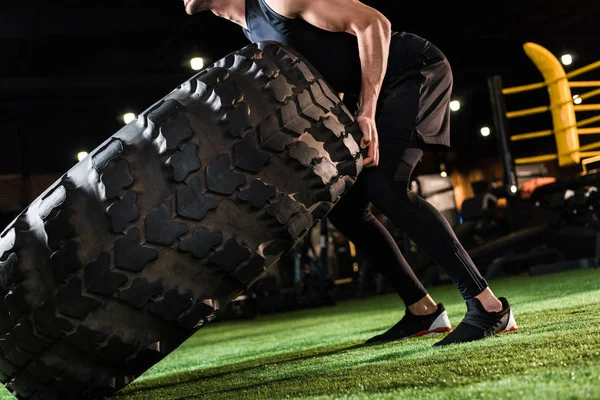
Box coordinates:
[561,54,572,66]
[190,57,204,71]
[123,113,136,124]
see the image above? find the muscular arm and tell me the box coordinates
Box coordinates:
[267,0,391,119]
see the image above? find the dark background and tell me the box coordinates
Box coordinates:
[1,0,599,186]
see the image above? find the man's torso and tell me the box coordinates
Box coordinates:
[242,0,364,95]
[242,0,434,96]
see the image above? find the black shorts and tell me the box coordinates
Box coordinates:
[376,34,453,149]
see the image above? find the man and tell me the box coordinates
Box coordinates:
[183,0,518,346]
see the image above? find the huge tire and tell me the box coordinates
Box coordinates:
[0,41,362,399]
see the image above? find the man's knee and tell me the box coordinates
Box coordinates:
[328,207,376,240]
[369,164,419,208]
[329,204,374,225]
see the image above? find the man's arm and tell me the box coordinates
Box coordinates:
[267,0,391,166]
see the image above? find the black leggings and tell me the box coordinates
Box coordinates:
[328,137,488,306]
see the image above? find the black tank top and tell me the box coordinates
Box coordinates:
[242,0,429,96]
[243,0,364,94]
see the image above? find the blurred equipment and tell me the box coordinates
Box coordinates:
[252,219,341,315]
[484,41,600,279]
[412,173,459,227]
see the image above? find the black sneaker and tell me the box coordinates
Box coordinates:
[433,297,517,347]
[366,303,452,344]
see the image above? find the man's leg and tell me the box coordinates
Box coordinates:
[368,137,492,301]
[327,173,452,342]
[328,174,428,307]
[367,136,517,345]
[371,42,517,345]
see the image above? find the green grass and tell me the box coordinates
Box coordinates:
[2,269,600,399]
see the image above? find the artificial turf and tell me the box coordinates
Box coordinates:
[2,269,600,399]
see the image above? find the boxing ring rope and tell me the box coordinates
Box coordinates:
[488,42,600,174]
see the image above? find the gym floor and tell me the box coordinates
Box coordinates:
[4,269,599,399]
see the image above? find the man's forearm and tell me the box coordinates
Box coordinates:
[356,17,391,118]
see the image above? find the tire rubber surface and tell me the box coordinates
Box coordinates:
[0,41,363,399]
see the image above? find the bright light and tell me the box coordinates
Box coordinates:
[480,126,491,137]
[449,100,461,111]
[190,57,204,71]
[561,54,572,66]
[573,94,582,105]
[510,185,518,194]
[77,151,88,162]
[440,163,447,178]
[123,112,136,124]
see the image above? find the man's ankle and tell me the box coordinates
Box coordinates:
[407,295,438,316]
[475,288,503,312]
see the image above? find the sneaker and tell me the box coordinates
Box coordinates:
[366,303,452,344]
[433,297,517,347]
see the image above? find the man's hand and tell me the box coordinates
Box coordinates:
[357,115,379,167]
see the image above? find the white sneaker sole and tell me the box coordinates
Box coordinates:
[408,311,453,338]
[501,309,518,333]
